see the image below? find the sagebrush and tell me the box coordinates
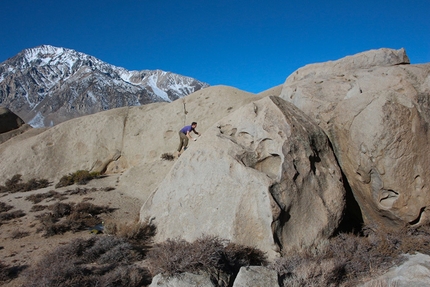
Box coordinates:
[0,174,49,193]
[36,201,114,237]
[146,235,267,277]
[272,222,430,286]
[55,170,100,188]
[22,236,151,287]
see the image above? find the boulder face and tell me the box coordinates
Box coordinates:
[280,48,430,227]
[141,96,345,259]
[0,107,32,144]
[0,107,25,133]
[0,86,263,202]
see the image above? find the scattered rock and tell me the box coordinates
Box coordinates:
[233,266,279,287]
[149,272,216,287]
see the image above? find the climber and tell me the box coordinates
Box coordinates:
[177,122,200,155]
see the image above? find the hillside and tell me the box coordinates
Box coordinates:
[0,45,209,127]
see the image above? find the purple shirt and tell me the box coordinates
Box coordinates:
[180,125,195,134]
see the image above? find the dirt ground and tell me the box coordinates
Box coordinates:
[0,174,144,287]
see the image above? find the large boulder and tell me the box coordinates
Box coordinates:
[280,48,430,227]
[0,107,33,144]
[0,107,25,133]
[141,96,345,259]
[0,86,263,202]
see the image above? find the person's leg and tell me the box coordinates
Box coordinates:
[183,135,189,150]
[178,132,188,152]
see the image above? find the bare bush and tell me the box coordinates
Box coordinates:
[10,229,30,239]
[105,218,156,244]
[22,236,151,287]
[0,174,50,193]
[146,235,267,277]
[0,210,26,222]
[30,205,47,212]
[0,202,13,213]
[0,261,23,284]
[161,153,175,161]
[36,202,114,237]
[26,190,66,204]
[55,170,100,188]
[271,221,430,286]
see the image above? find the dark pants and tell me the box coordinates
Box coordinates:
[178,132,188,152]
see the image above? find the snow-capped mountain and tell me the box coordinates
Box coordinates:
[0,45,209,127]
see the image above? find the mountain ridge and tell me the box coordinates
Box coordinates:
[0,45,209,127]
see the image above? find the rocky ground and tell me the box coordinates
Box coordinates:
[0,174,143,287]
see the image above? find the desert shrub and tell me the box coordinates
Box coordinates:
[0,174,50,193]
[161,153,175,161]
[224,241,268,273]
[64,187,96,195]
[363,222,430,256]
[273,241,345,287]
[0,210,26,222]
[30,204,48,212]
[271,222,428,286]
[104,218,156,245]
[146,235,267,277]
[0,261,24,284]
[10,229,30,239]
[36,202,114,237]
[55,170,100,188]
[22,236,151,287]
[26,190,66,204]
[49,202,72,218]
[36,213,69,237]
[0,202,13,213]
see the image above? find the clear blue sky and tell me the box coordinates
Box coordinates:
[0,0,429,93]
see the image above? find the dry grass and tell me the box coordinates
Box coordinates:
[0,174,50,193]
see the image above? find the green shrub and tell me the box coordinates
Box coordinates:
[55,170,100,188]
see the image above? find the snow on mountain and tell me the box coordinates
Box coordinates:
[0,45,209,127]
